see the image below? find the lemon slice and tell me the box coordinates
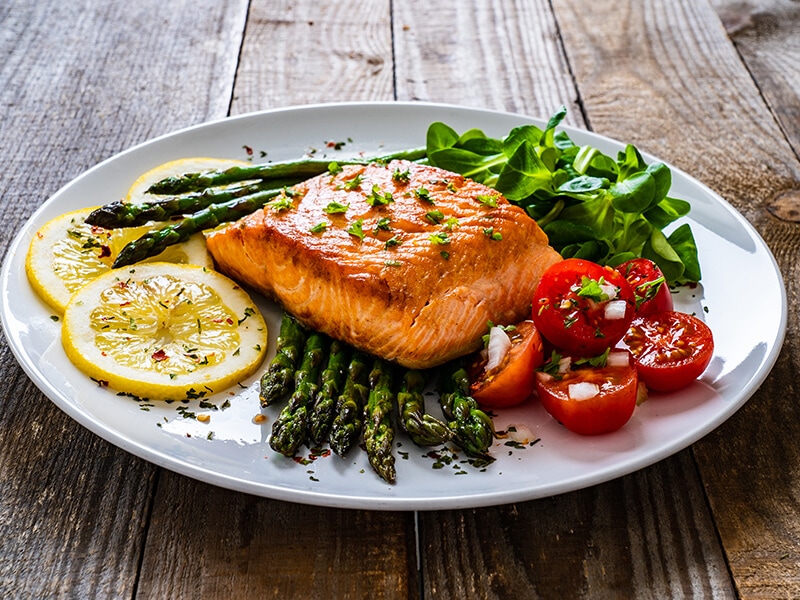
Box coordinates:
[126,157,251,203]
[25,207,212,313]
[62,262,267,400]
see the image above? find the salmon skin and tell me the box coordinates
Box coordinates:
[206,160,562,369]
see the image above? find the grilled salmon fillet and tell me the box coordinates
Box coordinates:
[206,160,561,369]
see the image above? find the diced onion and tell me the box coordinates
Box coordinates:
[485,326,512,372]
[506,423,535,444]
[607,351,630,368]
[599,283,618,300]
[558,355,572,374]
[604,299,628,320]
[568,381,600,400]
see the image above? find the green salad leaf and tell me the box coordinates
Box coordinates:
[425,107,700,284]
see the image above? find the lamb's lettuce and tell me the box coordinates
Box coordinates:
[425,107,700,284]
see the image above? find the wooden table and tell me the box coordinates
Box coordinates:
[2,0,798,597]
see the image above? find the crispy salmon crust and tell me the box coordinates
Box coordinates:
[206,160,562,369]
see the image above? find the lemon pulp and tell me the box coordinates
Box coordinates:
[26,207,211,313]
[62,263,267,400]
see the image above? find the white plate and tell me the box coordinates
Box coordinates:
[0,102,786,510]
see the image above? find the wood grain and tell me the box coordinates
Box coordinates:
[420,452,732,599]
[137,472,417,599]
[0,0,247,597]
[552,0,800,597]
[392,0,582,125]
[231,0,394,115]
[712,0,800,158]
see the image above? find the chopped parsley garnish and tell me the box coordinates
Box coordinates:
[309,221,327,234]
[574,348,611,368]
[425,210,444,225]
[476,193,499,208]
[384,236,401,249]
[482,227,502,241]
[347,219,365,241]
[539,350,564,377]
[414,187,433,203]
[429,231,451,245]
[327,162,343,175]
[366,184,393,206]
[374,216,392,232]
[392,168,410,183]
[323,201,349,214]
[267,195,295,212]
[343,174,363,191]
[575,276,614,302]
[443,216,459,230]
[237,307,256,325]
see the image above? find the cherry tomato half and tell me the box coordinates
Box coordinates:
[468,320,545,408]
[535,349,638,435]
[532,258,636,357]
[616,258,674,315]
[623,311,714,392]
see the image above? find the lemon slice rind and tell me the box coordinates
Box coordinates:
[126,157,251,203]
[25,207,213,314]
[62,262,267,401]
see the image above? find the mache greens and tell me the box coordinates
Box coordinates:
[425,106,700,284]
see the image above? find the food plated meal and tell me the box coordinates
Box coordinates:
[0,103,784,509]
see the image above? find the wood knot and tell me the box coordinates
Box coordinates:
[767,189,800,222]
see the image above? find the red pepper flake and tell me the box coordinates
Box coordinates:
[243,145,253,156]
[151,349,168,362]
[98,245,111,258]
[226,318,234,325]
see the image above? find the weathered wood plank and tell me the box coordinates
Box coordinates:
[231,0,394,115]
[712,0,800,159]
[552,0,800,597]
[393,0,738,596]
[137,472,417,599]
[0,0,247,597]
[393,0,582,123]
[420,452,731,599]
[135,3,417,599]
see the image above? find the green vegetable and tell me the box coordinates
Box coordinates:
[269,331,329,456]
[425,106,700,284]
[111,188,281,268]
[329,351,371,457]
[437,361,496,459]
[307,340,350,445]
[363,359,396,483]
[259,313,307,407]
[397,370,452,447]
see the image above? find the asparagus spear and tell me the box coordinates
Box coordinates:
[329,351,371,457]
[437,362,496,459]
[269,331,329,456]
[307,340,350,446]
[363,359,397,484]
[111,188,281,268]
[146,147,428,195]
[397,369,452,447]
[85,180,281,229]
[259,313,307,407]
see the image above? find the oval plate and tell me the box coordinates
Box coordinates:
[0,102,786,510]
